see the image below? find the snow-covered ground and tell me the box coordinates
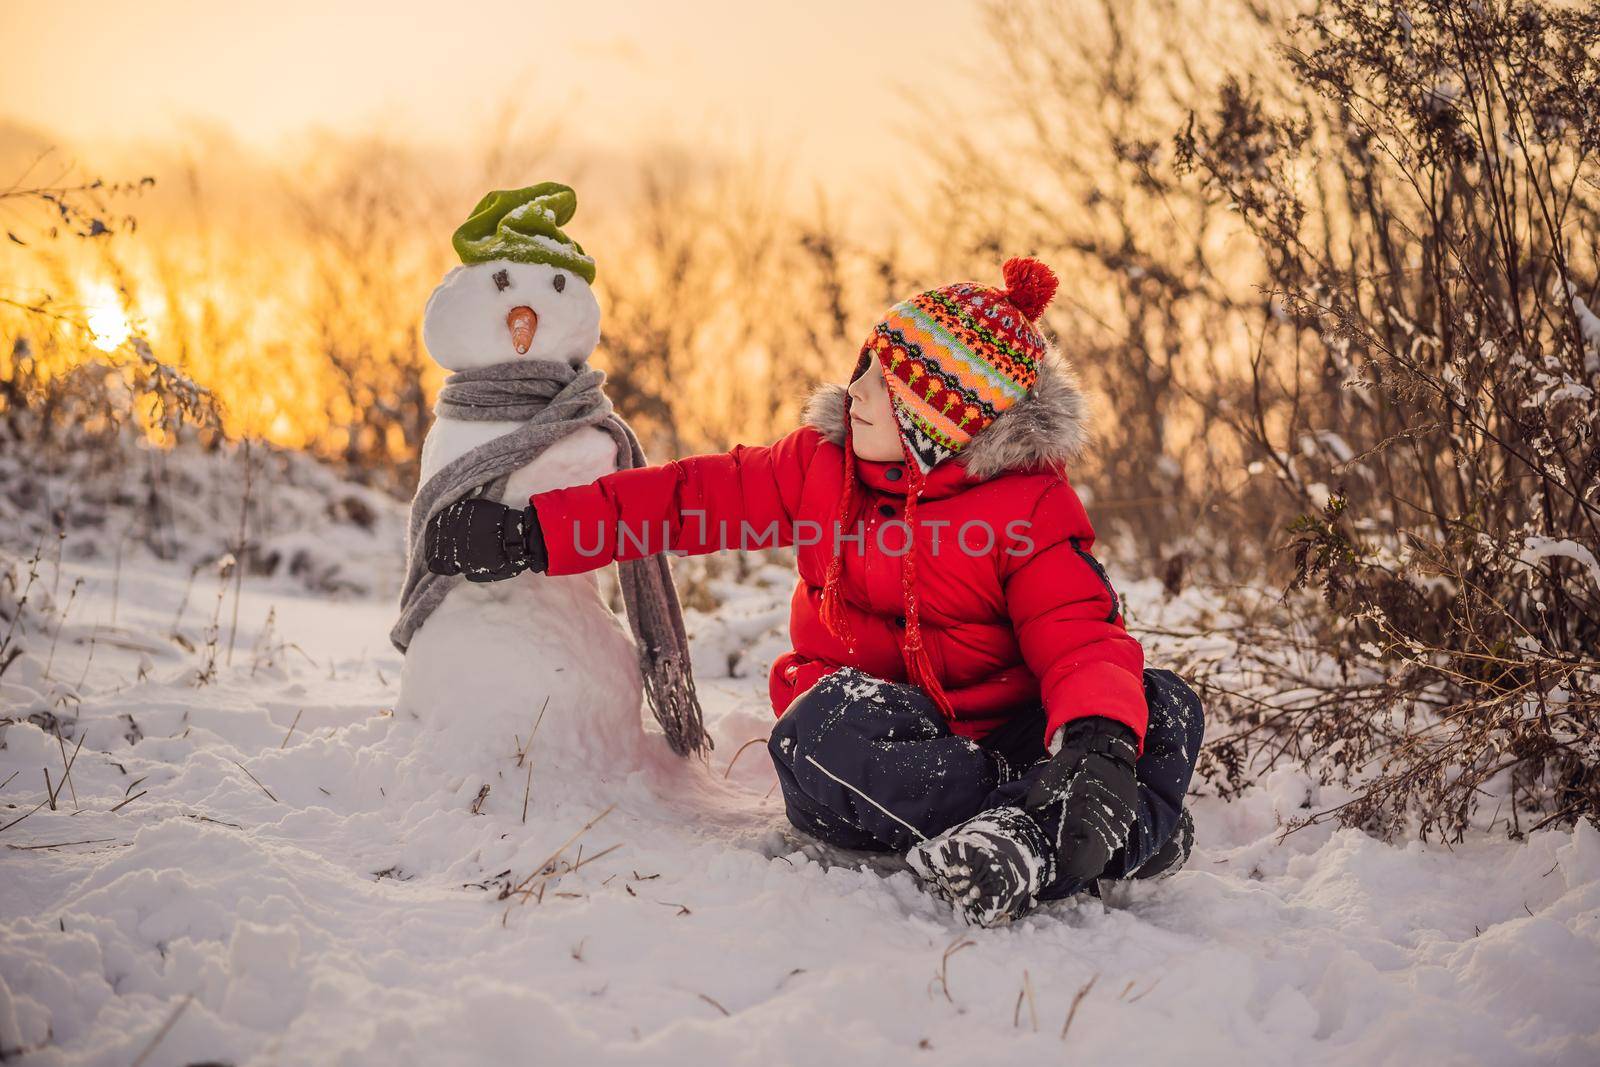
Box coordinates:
[3,505,1599,1065]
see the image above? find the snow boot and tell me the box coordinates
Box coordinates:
[905,806,1054,927]
[1130,807,1194,880]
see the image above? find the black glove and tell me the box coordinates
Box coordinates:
[1024,716,1140,888]
[424,497,547,583]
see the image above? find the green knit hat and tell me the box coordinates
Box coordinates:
[451,182,596,283]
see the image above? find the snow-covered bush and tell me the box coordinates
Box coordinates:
[2,173,407,600]
[0,424,406,598]
[1172,0,1599,837]
[926,0,1595,836]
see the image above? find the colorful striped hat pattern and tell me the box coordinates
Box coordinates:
[865,257,1059,473]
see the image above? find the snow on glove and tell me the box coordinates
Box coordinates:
[1024,716,1140,888]
[424,498,547,583]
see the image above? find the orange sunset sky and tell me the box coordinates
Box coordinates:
[2,0,990,218]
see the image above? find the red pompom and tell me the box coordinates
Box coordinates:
[1001,256,1058,321]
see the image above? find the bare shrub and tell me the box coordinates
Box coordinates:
[1,165,220,447]
[1173,0,1599,836]
[287,138,447,495]
[922,0,1289,569]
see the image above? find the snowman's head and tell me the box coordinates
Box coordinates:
[422,259,601,371]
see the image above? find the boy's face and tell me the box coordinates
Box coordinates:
[846,360,905,463]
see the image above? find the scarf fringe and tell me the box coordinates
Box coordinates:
[637,644,708,758]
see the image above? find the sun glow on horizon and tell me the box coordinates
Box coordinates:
[81,281,132,352]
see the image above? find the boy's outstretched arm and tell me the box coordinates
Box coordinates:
[438,426,826,580]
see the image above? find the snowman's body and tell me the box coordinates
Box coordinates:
[397,258,647,780]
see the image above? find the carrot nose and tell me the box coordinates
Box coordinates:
[506,305,538,354]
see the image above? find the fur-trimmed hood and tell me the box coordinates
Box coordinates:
[801,350,1092,480]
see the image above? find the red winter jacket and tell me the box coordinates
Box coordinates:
[528,356,1148,748]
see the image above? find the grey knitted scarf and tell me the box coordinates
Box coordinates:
[390,359,709,758]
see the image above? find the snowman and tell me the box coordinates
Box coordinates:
[392,183,661,788]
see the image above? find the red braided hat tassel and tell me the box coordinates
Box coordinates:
[897,473,954,721]
[818,413,858,650]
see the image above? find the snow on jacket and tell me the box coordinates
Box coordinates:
[527,353,1148,747]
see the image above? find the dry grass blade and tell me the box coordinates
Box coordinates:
[697,992,731,1017]
[1013,969,1037,1031]
[225,440,253,667]
[227,758,279,803]
[721,736,768,779]
[520,758,534,824]
[515,696,553,822]
[1060,974,1098,1041]
[1127,977,1161,1004]
[569,842,623,872]
[930,935,976,1004]
[42,576,82,681]
[130,993,193,1067]
[503,804,616,907]
[109,790,147,813]
[515,695,552,766]
[56,730,84,808]
[279,707,304,748]
[0,798,52,835]
[7,837,121,851]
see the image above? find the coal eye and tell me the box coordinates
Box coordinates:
[552,274,566,292]
[492,269,511,292]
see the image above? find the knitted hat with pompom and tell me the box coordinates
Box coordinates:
[820,257,1061,720]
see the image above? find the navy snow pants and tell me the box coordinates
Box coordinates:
[768,667,1205,900]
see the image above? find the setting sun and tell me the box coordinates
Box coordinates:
[81,281,132,352]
